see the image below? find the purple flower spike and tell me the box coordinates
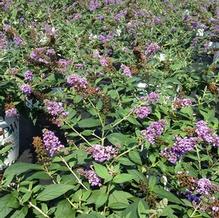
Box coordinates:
[20,84,32,95]
[42,129,64,156]
[134,106,151,119]
[66,74,88,90]
[24,70,33,81]
[141,120,166,144]
[84,170,102,186]
[88,144,117,162]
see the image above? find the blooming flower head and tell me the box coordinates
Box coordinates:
[56,59,71,72]
[134,106,151,119]
[42,129,64,156]
[161,137,197,164]
[121,64,132,77]
[195,121,219,147]
[66,74,88,90]
[196,178,212,195]
[13,35,23,46]
[24,70,33,81]
[5,107,18,118]
[147,92,160,104]
[20,84,32,95]
[141,119,165,144]
[88,144,118,162]
[30,47,56,65]
[173,98,192,109]
[99,56,109,67]
[145,42,160,56]
[88,0,100,11]
[84,169,102,186]
[44,100,67,117]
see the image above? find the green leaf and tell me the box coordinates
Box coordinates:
[153,186,183,205]
[138,200,149,218]
[78,118,100,128]
[128,150,142,165]
[107,133,135,146]
[108,191,133,208]
[113,173,135,183]
[37,184,74,201]
[3,163,42,186]
[10,207,28,218]
[93,163,112,182]
[55,200,75,218]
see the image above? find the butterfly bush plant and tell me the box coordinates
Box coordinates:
[0,0,219,217]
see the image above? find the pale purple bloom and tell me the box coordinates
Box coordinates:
[24,70,33,81]
[145,42,160,56]
[13,35,23,46]
[98,33,113,43]
[74,63,84,69]
[196,178,212,195]
[121,64,132,77]
[56,59,71,72]
[0,32,7,49]
[44,24,56,38]
[20,84,32,95]
[174,98,192,108]
[99,56,109,67]
[88,144,117,162]
[84,170,102,186]
[134,106,151,119]
[195,121,219,147]
[115,10,127,21]
[44,100,67,117]
[42,129,64,156]
[0,0,12,10]
[161,137,197,164]
[30,47,56,65]
[5,108,18,118]
[67,74,88,90]
[147,92,160,103]
[71,13,82,21]
[141,120,165,144]
[88,0,100,11]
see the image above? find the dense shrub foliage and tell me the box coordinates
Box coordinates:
[0,0,219,217]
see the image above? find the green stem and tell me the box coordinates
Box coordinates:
[88,98,105,146]
[29,202,50,218]
[65,121,92,146]
[109,144,139,166]
[60,156,88,190]
[195,145,201,171]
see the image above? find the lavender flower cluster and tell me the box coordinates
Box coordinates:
[5,107,18,118]
[121,64,132,77]
[84,170,102,187]
[134,106,151,119]
[147,92,160,104]
[161,136,197,164]
[67,74,88,90]
[24,70,33,81]
[20,84,32,95]
[42,129,64,156]
[30,47,56,65]
[88,144,118,162]
[145,42,160,56]
[173,98,193,109]
[44,100,67,117]
[196,178,212,195]
[195,121,219,147]
[141,119,166,144]
[88,0,101,11]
